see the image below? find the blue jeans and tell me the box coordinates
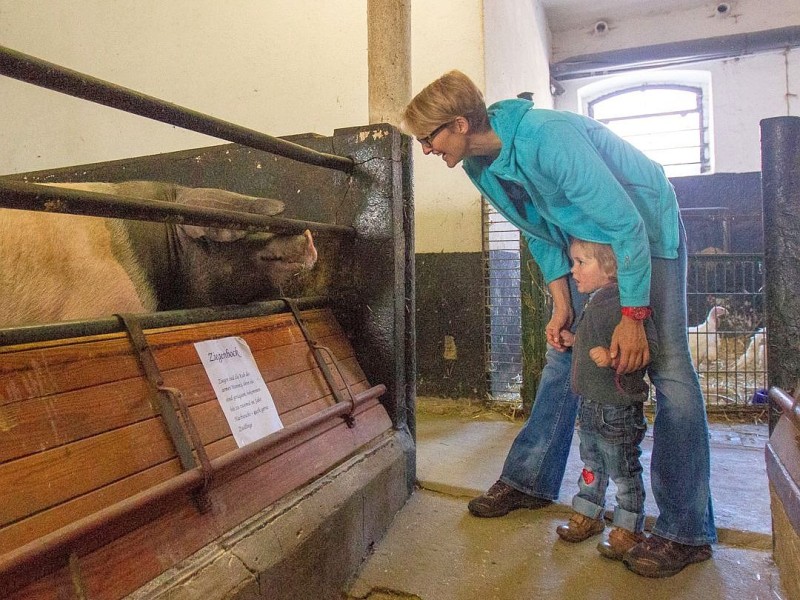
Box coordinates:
[499,221,717,545]
[573,400,647,533]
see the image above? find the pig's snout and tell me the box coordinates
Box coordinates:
[257,229,318,273]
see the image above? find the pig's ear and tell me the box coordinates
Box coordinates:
[175,187,286,242]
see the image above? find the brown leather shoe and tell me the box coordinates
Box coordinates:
[623,534,712,578]
[467,480,552,518]
[556,512,605,542]
[597,527,646,561]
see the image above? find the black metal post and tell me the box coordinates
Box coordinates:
[760,116,800,433]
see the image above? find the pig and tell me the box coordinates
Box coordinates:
[0,180,318,327]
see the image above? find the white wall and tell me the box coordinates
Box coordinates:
[409,1,486,254]
[550,0,800,63]
[410,0,553,254]
[555,49,800,173]
[0,1,369,174]
[484,0,552,107]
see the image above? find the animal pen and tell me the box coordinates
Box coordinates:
[0,45,414,600]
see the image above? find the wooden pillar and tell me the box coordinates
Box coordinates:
[760,116,800,432]
[367,0,411,125]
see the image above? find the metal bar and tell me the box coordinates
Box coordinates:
[0,384,386,598]
[769,386,800,430]
[0,45,354,173]
[721,213,731,253]
[283,298,350,409]
[117,313,199,472]
[166,386,214,512]
[0,180,354,236]
[0,295,337,346]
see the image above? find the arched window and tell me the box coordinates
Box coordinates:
[582,73,711,177]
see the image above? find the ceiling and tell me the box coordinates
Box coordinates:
[540,0,718,32]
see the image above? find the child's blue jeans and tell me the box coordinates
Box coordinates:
[572,399,647,533]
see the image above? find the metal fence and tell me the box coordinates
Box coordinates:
[482,208,768,416]
[482,202,523,401]
[685,252,767,412]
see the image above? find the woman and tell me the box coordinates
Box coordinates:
[401,70,715,578]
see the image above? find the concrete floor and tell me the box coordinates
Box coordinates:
[345,400,786,599]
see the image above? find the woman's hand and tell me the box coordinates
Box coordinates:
[610,317,650,373]
[545,277,573,351]
[545,309,574,351]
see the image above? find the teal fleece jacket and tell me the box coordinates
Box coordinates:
[463,99,680,307]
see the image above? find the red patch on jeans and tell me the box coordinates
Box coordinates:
[581,468,595,485]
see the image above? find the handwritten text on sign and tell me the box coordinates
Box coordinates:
[194,336,283,447]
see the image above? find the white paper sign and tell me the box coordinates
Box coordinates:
[194,336,283,447]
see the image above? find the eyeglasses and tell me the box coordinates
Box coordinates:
[417,121,452,149]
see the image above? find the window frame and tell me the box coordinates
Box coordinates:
[578,71,713,177]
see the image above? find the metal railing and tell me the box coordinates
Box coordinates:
[0,179,353,236]
[0,45,355,173]
[769,387,800,428]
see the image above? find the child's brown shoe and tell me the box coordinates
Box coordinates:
[597,526,646,560]
[556,512,605,542]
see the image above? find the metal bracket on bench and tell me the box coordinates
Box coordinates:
[282,298,357,427]
[116,313,213,512]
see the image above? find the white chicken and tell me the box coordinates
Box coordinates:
[734,327,767,373]
[688,306,727,369]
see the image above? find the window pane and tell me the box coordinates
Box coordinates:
[588,84,707,177]
[646,146,702,166]
[606,113,700,136]
[592,88,698,119]
[624,131,700,153]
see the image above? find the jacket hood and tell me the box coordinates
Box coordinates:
[487,97,535,130]
[483,98,535,175]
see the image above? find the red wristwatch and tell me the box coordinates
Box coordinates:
[621,306,652,321]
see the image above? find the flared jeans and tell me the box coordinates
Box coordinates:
[499,222,716,545]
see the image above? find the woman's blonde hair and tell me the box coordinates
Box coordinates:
[401,70,489,138]
[571,239,618,280]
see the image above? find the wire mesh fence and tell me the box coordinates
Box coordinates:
[483,201,767,417]
[685,252,767,413]
[483,203,522,401]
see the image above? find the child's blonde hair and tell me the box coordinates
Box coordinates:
[571,239,618,280]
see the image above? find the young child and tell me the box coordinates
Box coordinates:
[555,238,658,560]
